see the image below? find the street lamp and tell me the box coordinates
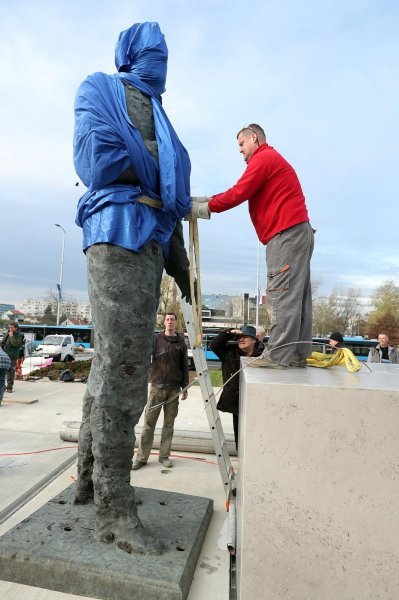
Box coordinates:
[54,224,66,326]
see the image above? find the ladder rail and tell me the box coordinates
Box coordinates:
[181,298,234,497]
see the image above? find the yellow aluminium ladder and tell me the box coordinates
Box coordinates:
[180,298,235,501]
[179,218,235,501]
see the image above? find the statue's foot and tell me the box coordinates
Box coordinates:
[74,481,94,505]
[94,519,164,555]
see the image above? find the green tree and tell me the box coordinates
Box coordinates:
[39,304,57,325]
[367,281,399,343]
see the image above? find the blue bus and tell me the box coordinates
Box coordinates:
[311,336,378,361]
[201,331,378,363]
[19,324,93,348]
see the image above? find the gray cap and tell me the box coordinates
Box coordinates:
[240,325,257,339]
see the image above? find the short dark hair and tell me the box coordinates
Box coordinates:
[165,312,177,320]
[237,123,266,143]
[10,322,20,329]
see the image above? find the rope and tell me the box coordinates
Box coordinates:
[136,195,163,209]
[146,343,364,414]
[0,446,78,457]
[306,348,362,372]
[188,220,203,348]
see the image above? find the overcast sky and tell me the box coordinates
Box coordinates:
[1,0,398,306]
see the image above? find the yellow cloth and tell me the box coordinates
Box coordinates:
[307,348,361,373]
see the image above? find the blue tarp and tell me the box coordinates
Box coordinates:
[74,22,191,253]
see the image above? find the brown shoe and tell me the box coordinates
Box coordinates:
[289,359,308,368]
[245,356,287,369]
[132,460,147,471]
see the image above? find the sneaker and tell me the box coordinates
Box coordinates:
[158,458,173,468]
[245,356,287,369]
[132,460,147,471]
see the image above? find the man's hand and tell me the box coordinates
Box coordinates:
[191,196,209,203]
[181,391,188,400]
[9,329,13,337]
[184,197,211,221]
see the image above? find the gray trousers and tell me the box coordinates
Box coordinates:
[136,386,180,462]
[265,222,314,366]
[75,242,164,518]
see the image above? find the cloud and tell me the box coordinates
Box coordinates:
[0,0,398,307]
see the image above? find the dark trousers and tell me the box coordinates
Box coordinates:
[6,358,17,390]
[233,414,239,451]
[0,367,8,403]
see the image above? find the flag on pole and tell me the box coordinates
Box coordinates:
[257,286,264,305]
[57,283,62,303]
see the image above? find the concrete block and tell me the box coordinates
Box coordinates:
[237,363,399,600]
[0,484,213,600]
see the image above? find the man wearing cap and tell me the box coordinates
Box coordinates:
[211,326,263,449]
[328,332,344,352]
[188,123,314,369]
[367,333,399,364]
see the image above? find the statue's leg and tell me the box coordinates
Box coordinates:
[74,388,95,503]
[85,241,164,554]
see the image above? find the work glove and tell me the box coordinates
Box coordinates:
[184,196,211,221]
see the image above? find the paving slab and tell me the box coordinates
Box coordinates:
[0,484,213,600]
[0,431,77,524]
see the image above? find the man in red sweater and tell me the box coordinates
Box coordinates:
[190,124,314,368]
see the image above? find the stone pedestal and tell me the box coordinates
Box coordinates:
[237,363,399,600]
[0,484,212,600]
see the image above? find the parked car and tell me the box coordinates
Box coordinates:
[36,335,75,362]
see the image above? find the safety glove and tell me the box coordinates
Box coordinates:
[184,197,211,220]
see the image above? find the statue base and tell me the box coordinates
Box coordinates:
[0,484,213,600]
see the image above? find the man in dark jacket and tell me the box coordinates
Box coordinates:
[1,322,24,393]
[133,312,189,470]
[211,325,263,449]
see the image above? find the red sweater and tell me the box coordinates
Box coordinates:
[208,144,309,244]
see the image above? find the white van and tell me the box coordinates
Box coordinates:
[36,334,75,362]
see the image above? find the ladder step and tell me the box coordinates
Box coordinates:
[181,298,235,499]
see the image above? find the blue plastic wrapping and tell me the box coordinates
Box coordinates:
[74,22,191,254]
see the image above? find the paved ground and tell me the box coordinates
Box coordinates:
[0,378,235,600]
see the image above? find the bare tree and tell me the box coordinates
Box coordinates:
[312,287,362,337]
[157,275,185,330]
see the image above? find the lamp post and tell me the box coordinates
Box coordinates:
[54,224,66,326]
